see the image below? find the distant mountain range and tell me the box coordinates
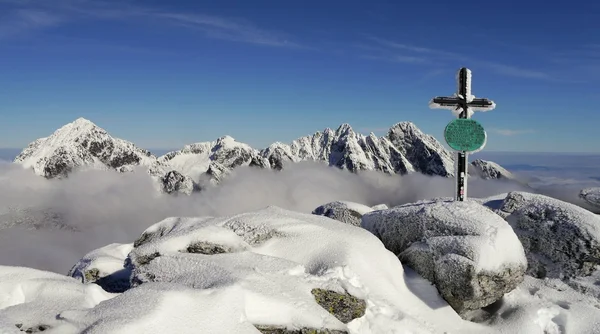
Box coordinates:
[11,118,517,194]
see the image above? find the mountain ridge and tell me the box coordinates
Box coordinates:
[13,118,513,193]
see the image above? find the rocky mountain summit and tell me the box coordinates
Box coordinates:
[13,118,514,194]
[261,122,454,176]
[13,118,155,179]
[469,159,516,180]
[148,135,269,193]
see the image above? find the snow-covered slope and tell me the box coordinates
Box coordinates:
[4,202,600,334]
[470,159,517,180]
[13,118,155,178]
[261,122,454,176]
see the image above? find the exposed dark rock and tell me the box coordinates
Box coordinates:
[311,288,366,324]
[255,326,347,334]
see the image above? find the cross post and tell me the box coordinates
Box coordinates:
[429,67,496,201]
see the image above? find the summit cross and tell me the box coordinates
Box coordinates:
[429,67,496,118]
[429,67,496,201]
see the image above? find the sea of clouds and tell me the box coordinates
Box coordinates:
[0,151,599,276]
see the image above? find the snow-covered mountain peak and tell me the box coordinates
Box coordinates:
[14,118,155,178]
[71,117,96,127]
[388,121,420,136]
[335,123,355,136]
[470,159,516,180]
[213,135,251,151]
[46,118,104,142]
[149,134,269,185]
[386,121,454,176]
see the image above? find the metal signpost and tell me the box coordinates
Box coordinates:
[429,68,496,201]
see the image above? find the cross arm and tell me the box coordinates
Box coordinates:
[467,98,496,111]
[429,96,463,110]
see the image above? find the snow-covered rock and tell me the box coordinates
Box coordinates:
[159,170,197,195]
[126,206,485,333]
[14,118,155,178]
[68,243,133,293]
[469,159,516,180]
[580,187,600,209]
[312,201,375,227]
[371,204,389,210]
[361,199,527,313]
[0,265,115,333]
[500,192,600,279]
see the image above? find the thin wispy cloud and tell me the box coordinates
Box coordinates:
[360,35,553,80]
[490,128,536,136]
[0,0,304,49]
[360,54,428,64]
[364,35,460,58]
[0,9,62,39]
[153,12,303,48]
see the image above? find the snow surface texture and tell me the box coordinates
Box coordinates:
[580,187,600,209]
[362,199,527,313]
[3,202,600,333]
[499,191,600,279]
[465,275,600,334]
[0,265,116,333]
[312,201,375,226]
[13,118,155,179]
[101,207,487,333]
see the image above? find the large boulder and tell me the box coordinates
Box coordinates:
[499,191,600,279]
[312,201,375,227]
[159,170,197,195]
[125,206,484,333]
[361,199,527,314]
[580,187,600,209]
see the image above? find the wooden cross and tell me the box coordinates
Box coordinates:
[429,67,496,201]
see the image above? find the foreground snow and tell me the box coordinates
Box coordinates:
[1,204,600,333]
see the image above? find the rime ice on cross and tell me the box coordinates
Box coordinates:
[429,67,496,202]
[429,68,496,118]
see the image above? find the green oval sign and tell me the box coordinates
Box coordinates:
[444,119,487,152]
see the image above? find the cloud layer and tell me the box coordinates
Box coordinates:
[0,162,532,274]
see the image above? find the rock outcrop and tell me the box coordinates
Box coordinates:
[362,199,527,313]
[499,191,600,279]
[312,201,375,227]
[580,187,600,209]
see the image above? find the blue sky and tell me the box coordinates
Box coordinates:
[0,0,599,152]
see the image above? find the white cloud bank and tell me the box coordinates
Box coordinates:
[0,162,546,274]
